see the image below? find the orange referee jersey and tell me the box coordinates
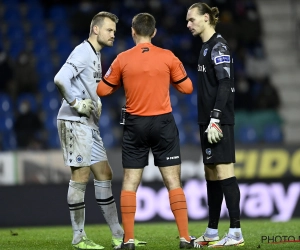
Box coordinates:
[97,42,193,116]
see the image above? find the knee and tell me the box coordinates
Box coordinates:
[164,176,182,191]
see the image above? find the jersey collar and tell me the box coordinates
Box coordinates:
[203,33,218,45]
[85,39,97,55]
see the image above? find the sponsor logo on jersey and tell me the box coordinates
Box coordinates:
[214,55,230,65]
[142,47,149,53]
[198,64,206,72]
[93,71,101,78]
[66,62,78,72]
[203,48,208,56]
[105,67,112,77]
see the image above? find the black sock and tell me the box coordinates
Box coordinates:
[206,180,223,229]
[220,177,241,228]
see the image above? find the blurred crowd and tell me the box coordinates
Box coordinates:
[0,0,282,150]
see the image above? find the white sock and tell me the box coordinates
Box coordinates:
[229,228,242,238]
[205,227,218,235]
[68,180,87,244]
[94,179,124,238]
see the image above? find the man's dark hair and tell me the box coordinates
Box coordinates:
[132,13,156,37]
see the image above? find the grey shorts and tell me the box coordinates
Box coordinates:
[57,120,107,167]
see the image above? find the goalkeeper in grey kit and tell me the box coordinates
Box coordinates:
[54,12,145,249]
[186,2,244,248]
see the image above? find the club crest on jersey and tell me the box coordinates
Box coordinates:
[203,48,208,56]
[214,55,230,65]
[76,155,83,163]
[205,148,212,155]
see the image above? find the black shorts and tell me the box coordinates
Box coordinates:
[199,124,235,165]
[122,113,181,168]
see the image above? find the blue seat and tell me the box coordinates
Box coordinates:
[38,78,58,95]
[53,25,70,40]
[16,93,38,113]
[56,41,73,58]
[1,0,19,4]
[47,129,61,148]
[99,110,112,130]
[172,109,183,126]
[238,125,259,144]
[33,42,51,58]
[44,111,58,130]
[41,93,60,113]
[0,113,14,132]
[0,131,17,151]
[35,58,54,77]
[3,5,21,22]
[177,124,187,145]
[49,5,67,23]
[26,5,44,22]
[9,41,25,58]
[0,93,13,114]
[263,124,283,143]
[101,129,117,149]
[6,24,24,41]
[30,23,48,41]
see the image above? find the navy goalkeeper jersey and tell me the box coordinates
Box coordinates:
[196,33,235,125]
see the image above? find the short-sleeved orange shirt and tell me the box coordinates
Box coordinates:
[97,42,193,116]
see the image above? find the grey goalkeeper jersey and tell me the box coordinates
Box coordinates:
[56,40,102,130]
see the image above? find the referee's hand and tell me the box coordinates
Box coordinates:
[205,118,223,144]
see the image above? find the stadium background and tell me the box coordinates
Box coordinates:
[0,0,300,227]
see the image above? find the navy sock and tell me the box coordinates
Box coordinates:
[220,177,241,228]
[206,180,223,229]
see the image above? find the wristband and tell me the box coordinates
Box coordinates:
[210,109,222,119]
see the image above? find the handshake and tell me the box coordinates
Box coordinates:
[205,109,223,144]
[70,98,102,119]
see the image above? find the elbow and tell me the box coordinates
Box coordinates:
[54,74,63,87]
[183,78,193,94]
[186,85,193,94]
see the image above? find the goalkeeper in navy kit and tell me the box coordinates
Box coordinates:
[186,2,244,248]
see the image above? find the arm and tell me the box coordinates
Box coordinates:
[54,67,76,104]
[97,78,120,96]
[214,78,231,111]
[170,55,193,94]
[54,63,94,117]
[205,42,233,143]
[97,57,122,97]
[172,76,193,94]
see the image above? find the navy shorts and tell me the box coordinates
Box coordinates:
[199,124,236,165]
[122,113,181,168]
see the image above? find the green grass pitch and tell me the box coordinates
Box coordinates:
[0,219,299,249]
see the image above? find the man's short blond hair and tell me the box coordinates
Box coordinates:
[89,11,119,36]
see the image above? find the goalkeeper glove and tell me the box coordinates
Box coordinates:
[96,99,102,119]
[205,109,223,144]
[70,98,94,118]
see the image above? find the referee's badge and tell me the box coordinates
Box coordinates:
[105,67,112,77]
[203,48,208,56]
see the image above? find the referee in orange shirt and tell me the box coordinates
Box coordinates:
[97,13,202,250]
